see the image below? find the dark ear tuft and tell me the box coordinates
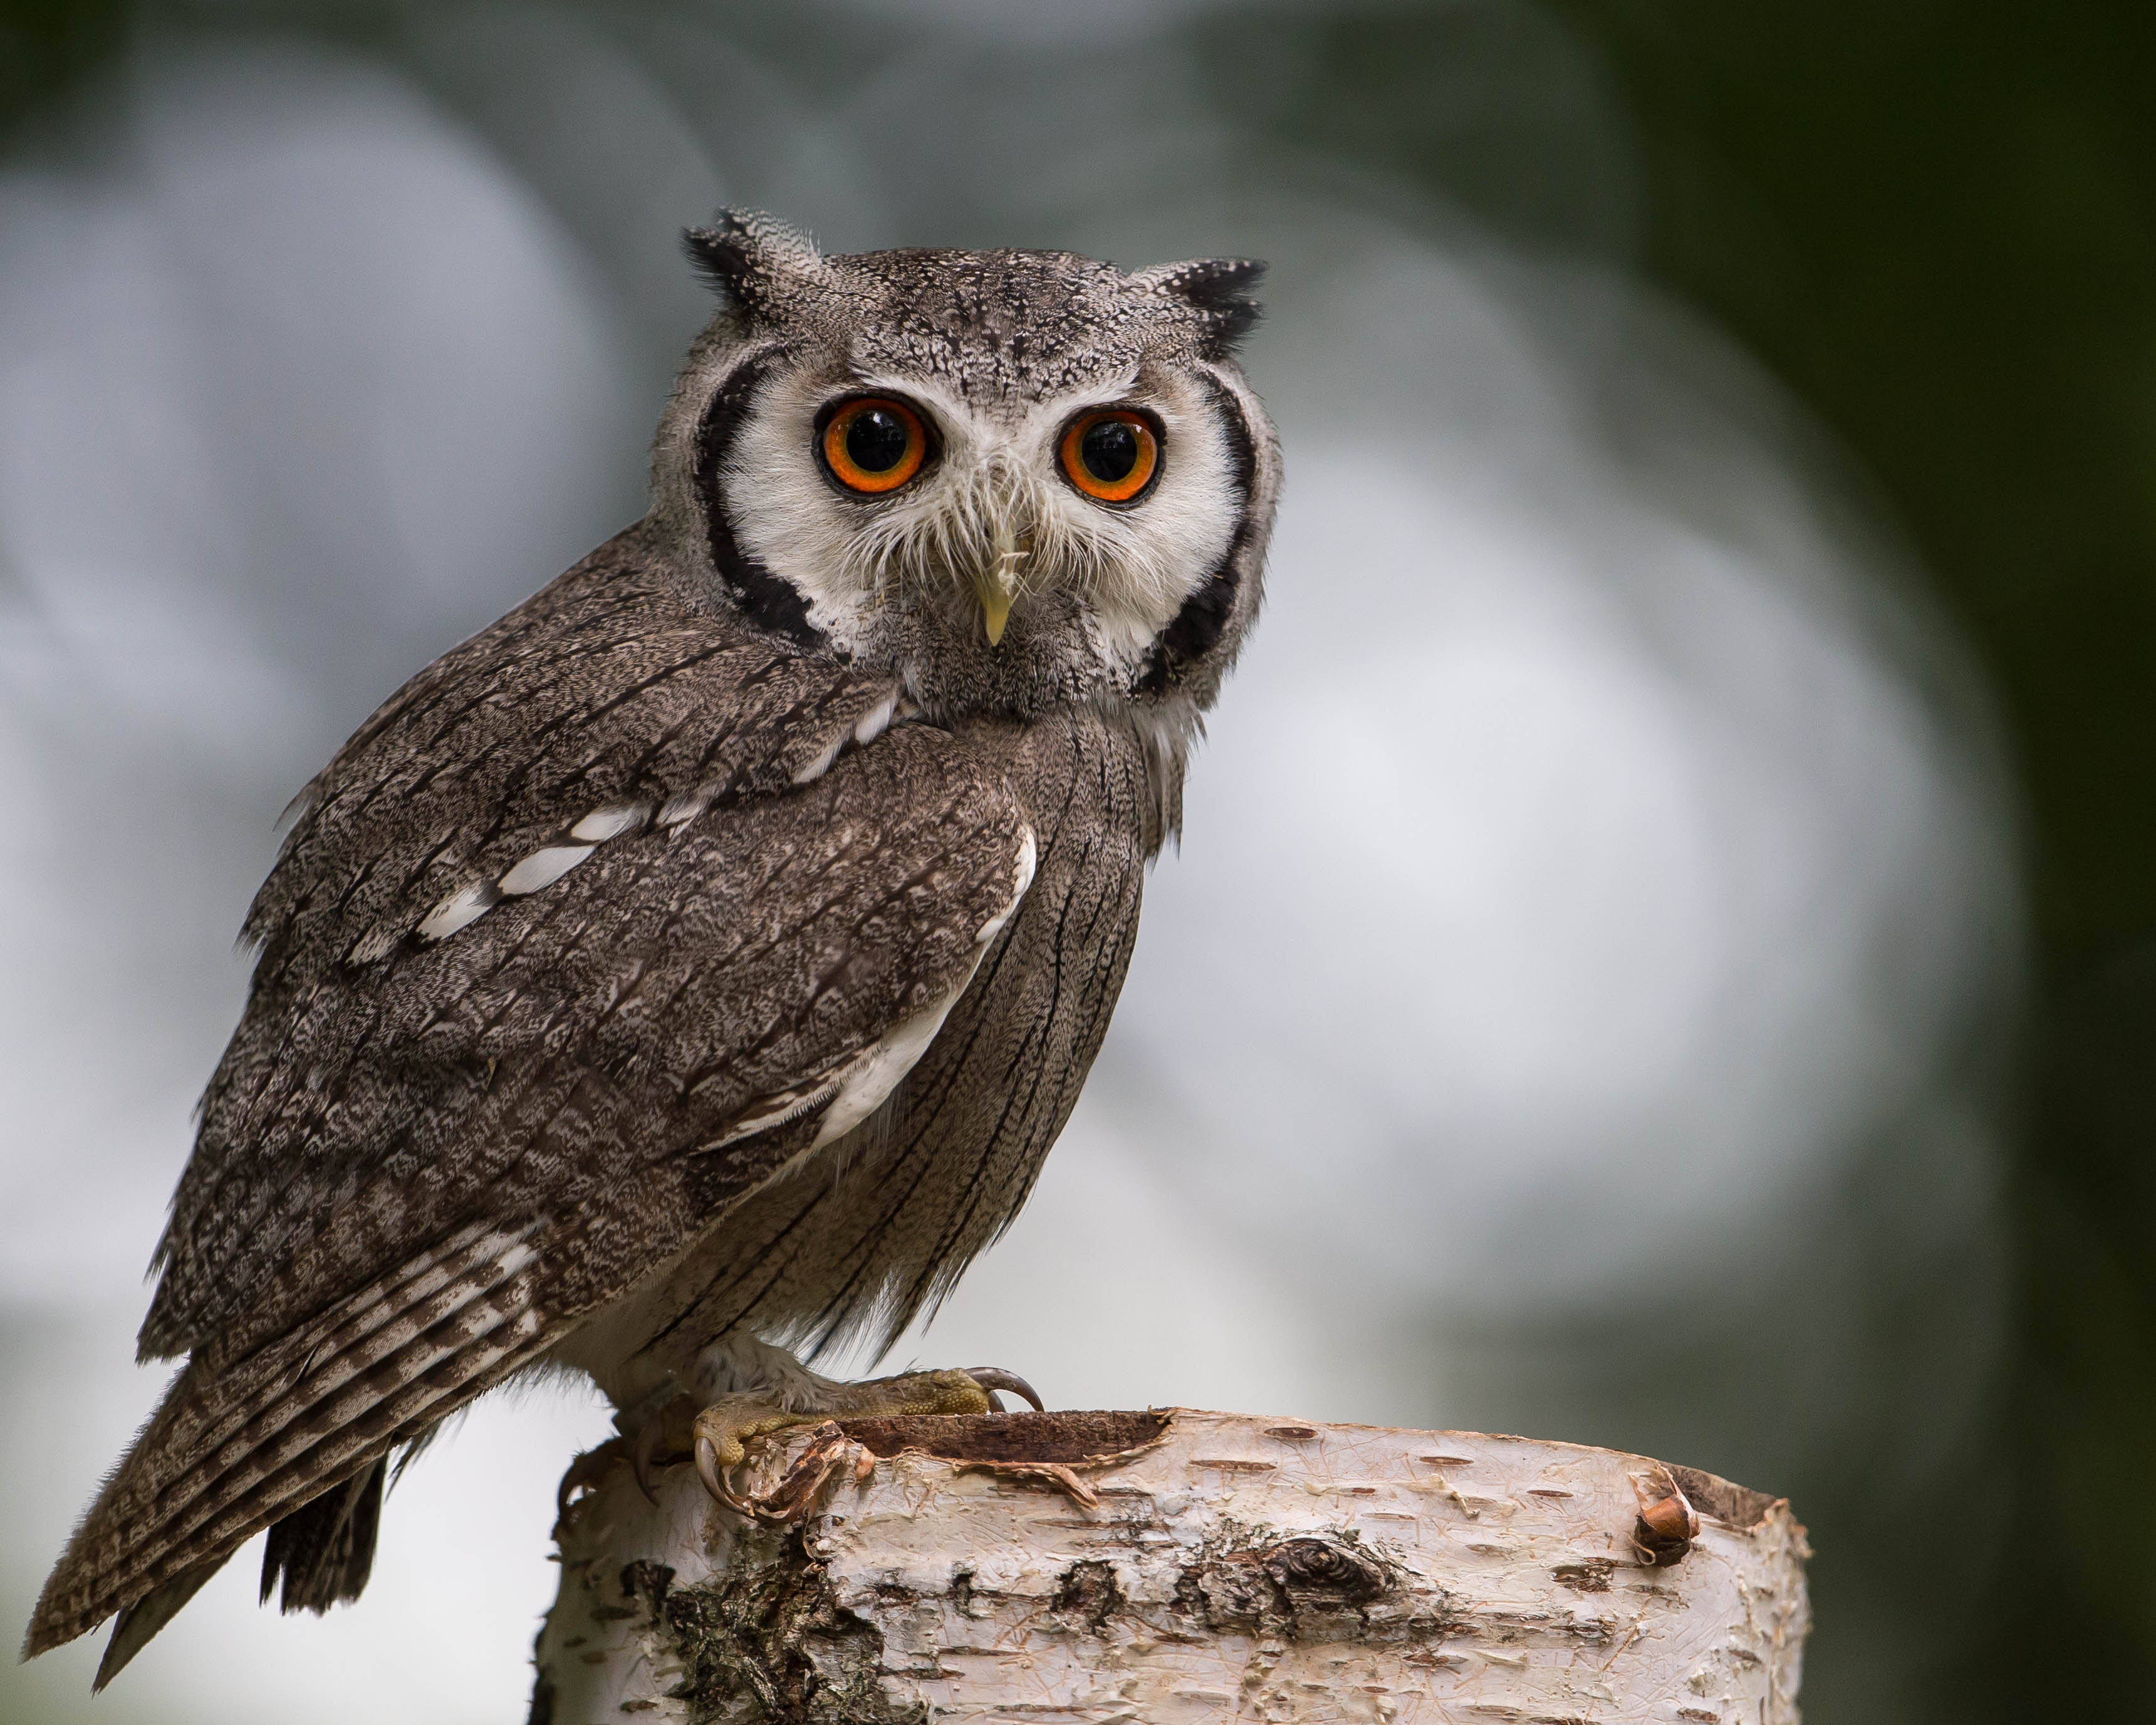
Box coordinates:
[684,213,758,303]
[1147,258,1267,357]
[682,208,823,318]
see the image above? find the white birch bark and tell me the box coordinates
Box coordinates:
[533,1408,1808,1724]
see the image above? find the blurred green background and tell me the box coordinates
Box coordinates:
[6,2,2153,1718]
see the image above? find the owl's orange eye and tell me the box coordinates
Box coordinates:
[1059,409,1160,504]
[820,397,929,494]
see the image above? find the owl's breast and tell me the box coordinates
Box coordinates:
[559,706,1173,1402]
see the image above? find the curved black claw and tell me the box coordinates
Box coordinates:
[556,1436,630,1527]
[964,1367,1044,1413]
[694,1434,754,1516]
[632,1417,666,1506]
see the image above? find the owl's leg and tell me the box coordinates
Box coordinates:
[682,1333,1041,1515]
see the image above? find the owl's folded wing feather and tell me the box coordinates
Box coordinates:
[145,523,911,1363]
[24,539,1036,1662]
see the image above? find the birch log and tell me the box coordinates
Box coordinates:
[533,1409,1808,1724]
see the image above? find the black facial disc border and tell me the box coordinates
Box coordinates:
[695,348,826,650]
[1136,375,1258,694]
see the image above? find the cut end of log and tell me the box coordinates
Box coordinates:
[534,1409,1808,1723]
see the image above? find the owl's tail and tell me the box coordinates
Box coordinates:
[88,1448,392,1684]
[20,1218,552,1681]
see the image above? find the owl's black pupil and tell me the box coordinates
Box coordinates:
[845,407,910,473]
[1080,418,1140,483]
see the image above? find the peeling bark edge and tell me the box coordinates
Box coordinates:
[534,1409,1810,1724]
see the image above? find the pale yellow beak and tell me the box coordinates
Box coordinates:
[976,571,1013,647]
[974,536,1029,649]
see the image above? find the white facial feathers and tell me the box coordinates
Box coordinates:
[719,367,1244,667]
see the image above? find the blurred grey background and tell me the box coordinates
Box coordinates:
[0,2,2105,1719]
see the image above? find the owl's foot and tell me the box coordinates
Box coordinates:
[555,1436,631,1530]
[556,1394,700,1528]
[691,1365,1042,1518]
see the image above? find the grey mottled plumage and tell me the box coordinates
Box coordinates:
[25,210,1279,1680]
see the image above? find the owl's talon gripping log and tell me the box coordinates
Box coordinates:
[693,1434,750,1514]
[690,1410,790,1514]
[687,1364,1044,1516]
[555,1437,631,1528]
[964,1367,1044,1413]
[631,1413,673,1506]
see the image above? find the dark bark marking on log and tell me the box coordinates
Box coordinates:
[1049,1558,1126,1633]
[836,1407,1169,1462]
[623,1559,676,1620]
[1264,1536,1388,1602]
[1668,1463,1781,1531]
[664,1526,925,1725]
[1551,1558,1617,1593]
[1169,1521,1442,1649]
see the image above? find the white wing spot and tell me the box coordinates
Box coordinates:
[659,787,712,829]
[497,844,595,896]
[570,801,648,843]
[853,696,897,747]
[418,880,499,943]
[700,1076,845,1151]
[416,808,644,948]
[811,987,969,1150]
[791,735,846,786]
[976,827,1038,945]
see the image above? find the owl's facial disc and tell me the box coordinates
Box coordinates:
[716,362,1242,689]
[660,220,1276,717]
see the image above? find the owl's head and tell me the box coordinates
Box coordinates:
[648,211,1278,728]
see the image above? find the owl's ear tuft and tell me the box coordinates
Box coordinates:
[1141,258,1267,357]
[684,209,825,318]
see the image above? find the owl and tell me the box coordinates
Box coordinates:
[24,210,1278,1686]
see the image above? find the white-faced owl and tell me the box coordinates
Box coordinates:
[26,210,1279,1686]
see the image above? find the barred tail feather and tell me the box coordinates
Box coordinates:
[261,1456,387,1613]
[23,1220,557,1666]
[92,1559,221,1691]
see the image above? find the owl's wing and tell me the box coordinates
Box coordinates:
[25,528,1036,1662]
[148,522,925,1360]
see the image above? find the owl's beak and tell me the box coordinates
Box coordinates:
[976,575,1014,648]
[973,532,1029,649]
